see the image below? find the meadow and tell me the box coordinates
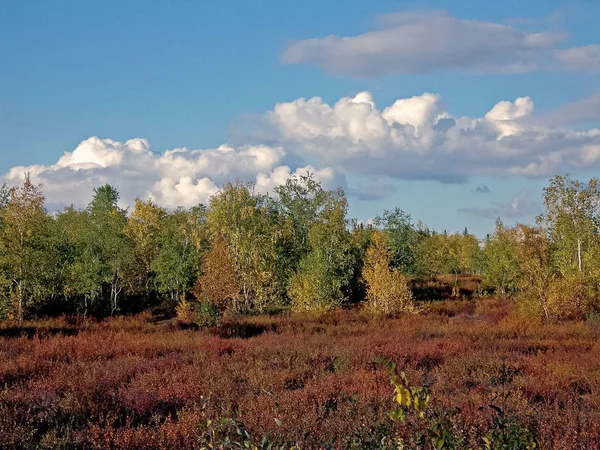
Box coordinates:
[1,288,599,449]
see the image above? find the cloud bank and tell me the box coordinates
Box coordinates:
[2,91,600,210]
[1,137,344,210]
[282,11,599,77]
[266,91,600,183]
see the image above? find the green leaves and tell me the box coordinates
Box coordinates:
[0,175,56,321]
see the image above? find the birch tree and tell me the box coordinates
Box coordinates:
[540,175,600,275]
[0,176,55,321]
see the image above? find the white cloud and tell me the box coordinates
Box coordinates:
[266,91,600,183]
[0,137,343,210]
[282,10,597,77]
[255,164,345,197]
[4,90,600,210]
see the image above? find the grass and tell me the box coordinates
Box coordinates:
[1,298,600,449]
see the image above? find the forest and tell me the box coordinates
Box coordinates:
[1,173,600,449]
[1,173,600,323]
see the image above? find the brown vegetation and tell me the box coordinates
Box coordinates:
[1,295,600,449]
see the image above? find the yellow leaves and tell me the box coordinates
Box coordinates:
[363,231,414,316]
[395,385,412,407]
[388,366,430,425]
[194,235,240,310]
[175,297,194,323]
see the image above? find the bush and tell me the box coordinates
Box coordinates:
[194,301,221,328]
[363,231,416,316]
[175,297,194,324]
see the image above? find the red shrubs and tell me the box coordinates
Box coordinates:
[1,300,600,448]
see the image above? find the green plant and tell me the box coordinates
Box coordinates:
[386,360,430,422]
[194,301,221,328]
[587,309,600,327]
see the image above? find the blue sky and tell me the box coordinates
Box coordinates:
[2,0,599,236]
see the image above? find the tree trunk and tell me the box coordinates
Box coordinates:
[577,238,582,272]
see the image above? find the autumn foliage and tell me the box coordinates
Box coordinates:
[1,297,600,448]
[362,231,415,315]
[193,234,240,310]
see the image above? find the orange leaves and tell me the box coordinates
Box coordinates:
[193,235,240,310]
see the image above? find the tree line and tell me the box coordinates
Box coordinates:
[0,173,599,323]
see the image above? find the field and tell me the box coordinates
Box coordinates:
[1,296,600,449]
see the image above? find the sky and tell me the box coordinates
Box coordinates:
[1,0,599,236]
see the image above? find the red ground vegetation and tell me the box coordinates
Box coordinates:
[1,298,600,449]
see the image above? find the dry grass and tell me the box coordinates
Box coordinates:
[1,298,600,449]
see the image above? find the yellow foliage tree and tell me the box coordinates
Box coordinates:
[193,234,241,311]
[124,198,166,294]
[362,231,415,315]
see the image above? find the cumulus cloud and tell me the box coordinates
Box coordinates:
[4,90,600,209]
[459,192,540,219]
[282,10,597,77]
[0,137,344,210]
[266,91,600,183]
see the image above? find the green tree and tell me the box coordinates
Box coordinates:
[414,232,447,279]
[275,174,331,271]
[483,220,521,297]
[0,183,8,210]
[208,181,285,312]
[347,220,376,303]
[153,207,207,303]
[0,176,56,321]
[373,208,420,275]
[289,188,353,312]
[87,185,133,315]
[540,175,600,275]
[124,199,166,296]
[55,207,104,316]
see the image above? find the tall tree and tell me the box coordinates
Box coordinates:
[373,208,419,275]
[275,174,330,272]
[124,199,166,296]
[514,224,552,319]
[0,183,8,210]
[152,206,208,304]
[55,207,103,316]
[414,233,447,279]
[483,220,521,297]
[87,185,132,315]
[540,175,600,275]
[0,176,55,321]
[207,181,285,312]
[289,188,353,312]
[193,234,240,309]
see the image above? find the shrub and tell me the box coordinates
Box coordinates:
[544,274,594,319]
[175,297,194,324]
[363,231,415,316]
[194,301,221,328]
